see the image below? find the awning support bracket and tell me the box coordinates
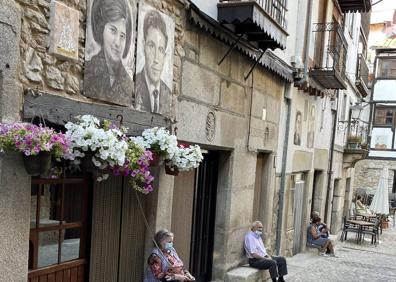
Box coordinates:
[244,50,266,81]
[217,33,244,66]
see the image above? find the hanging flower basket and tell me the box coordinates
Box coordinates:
[23,151,52,176]
[0,122,71,176]
[165,163,179,176]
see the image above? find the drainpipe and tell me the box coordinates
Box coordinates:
[303,0,313,79]
[324,91,339,225]
[275,95,291,255]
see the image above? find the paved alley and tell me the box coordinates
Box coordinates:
[286,222,396,282]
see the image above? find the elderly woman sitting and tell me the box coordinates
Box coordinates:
[144,229,195,282]
[307,217,335,256]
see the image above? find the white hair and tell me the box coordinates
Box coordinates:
[251,221,263,229]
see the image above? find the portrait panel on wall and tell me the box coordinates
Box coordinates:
[84,0,137,106]
[135,4,175,116]
[294,111,302,146]
[307,104,315,148]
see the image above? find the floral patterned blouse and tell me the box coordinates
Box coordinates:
[148,249,187,279]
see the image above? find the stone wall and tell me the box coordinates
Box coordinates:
[17,0,188,118]
[18,0,85,96]
[10,0,288,280]
[355,159,396,195]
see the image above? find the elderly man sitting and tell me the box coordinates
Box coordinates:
[244,221,288,282]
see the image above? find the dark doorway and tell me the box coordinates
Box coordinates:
[189,151,219,282]
[311,170,322,217]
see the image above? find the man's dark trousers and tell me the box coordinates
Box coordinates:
[248,256,288,279]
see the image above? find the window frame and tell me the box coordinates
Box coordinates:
[29,177,89,271]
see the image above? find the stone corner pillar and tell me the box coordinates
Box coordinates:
[0,1,31,281]
[0,153,31,281]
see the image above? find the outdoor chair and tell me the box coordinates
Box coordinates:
[361,218,380,246]
[340,216,360,242]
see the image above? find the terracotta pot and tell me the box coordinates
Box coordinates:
[23,151,52,176]
[380,221,389,229]
[165,163,179,176]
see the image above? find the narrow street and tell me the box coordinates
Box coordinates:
[286,222,396,282]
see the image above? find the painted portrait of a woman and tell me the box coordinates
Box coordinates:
[84,0,136,106]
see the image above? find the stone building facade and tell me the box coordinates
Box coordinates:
[0,0,371,281]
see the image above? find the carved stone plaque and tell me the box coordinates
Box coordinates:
[206,111,216,142]
[49,0,79,61]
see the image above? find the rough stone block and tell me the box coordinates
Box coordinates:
[220,80,247,115]
[225,266,270,282]
[181,60,220,105]
[0,153,31,281]
[199,33,230,76]
[0,0,22,122]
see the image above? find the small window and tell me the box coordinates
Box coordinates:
[29,178,89,270]
[377,58,396,78]
[374,108,395,126]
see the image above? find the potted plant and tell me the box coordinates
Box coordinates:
[379,214,389,229]
[0,122,70,176]
[64,115,156,193]
[346,135,362,149]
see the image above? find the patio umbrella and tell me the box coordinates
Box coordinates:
[370,167,390,215]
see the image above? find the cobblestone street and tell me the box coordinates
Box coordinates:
[286,221,396,282]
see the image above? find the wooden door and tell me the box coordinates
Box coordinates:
[292,181,305,255]
[28,177,90,282]
[88,176,146,282]
[171,170,196,269]
[190,151,219,282]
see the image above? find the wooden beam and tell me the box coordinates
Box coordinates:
[23,90,172,135]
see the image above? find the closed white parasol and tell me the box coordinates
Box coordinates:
[370,167,390,215]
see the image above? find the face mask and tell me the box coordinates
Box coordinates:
[165,242,173,250]
[255,231,263,236]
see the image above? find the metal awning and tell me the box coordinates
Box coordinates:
[337,0,371,13]
[217,1,288,50]
[189,3,293,82]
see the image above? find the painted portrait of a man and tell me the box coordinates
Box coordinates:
[294,111,302,146]
[84,0,136,106]
[135,5,175,116]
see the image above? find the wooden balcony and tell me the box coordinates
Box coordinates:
[355,54,370,97]
[217,0,288,50]
[337,0,371,13]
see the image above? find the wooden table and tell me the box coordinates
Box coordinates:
[357,213,377,221]
[347,220,376,244]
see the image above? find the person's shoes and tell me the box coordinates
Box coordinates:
[278,277,286,282]
[319,252,329,257]
[328,253,336,257]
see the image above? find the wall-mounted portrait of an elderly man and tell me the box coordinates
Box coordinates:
[84,0,137,106]
[135,4,175,116]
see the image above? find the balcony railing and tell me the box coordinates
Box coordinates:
[217,0,288,50]
[342,118,369,167]
[309,22,347,89]
[356,54,370,97]
[219,0,287,29]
